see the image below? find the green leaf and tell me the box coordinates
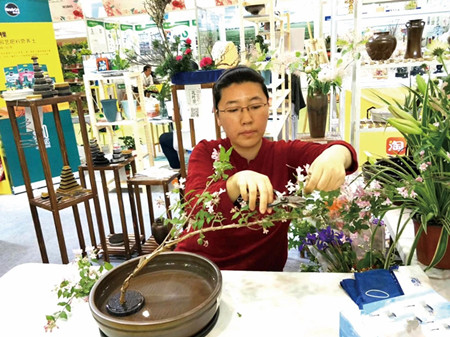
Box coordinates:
[416,75,427,95]
[59,311,68,320]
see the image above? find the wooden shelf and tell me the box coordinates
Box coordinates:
[141,236,159,255]
[5,94,108,264]
[98,233,144,257]
[29,190,94,211]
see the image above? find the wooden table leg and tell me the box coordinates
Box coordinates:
[51,210,69,264]
[100,170,115,234]
[127,181,142,255]
[78,167,97,247]
[146,185,155,225]
[72,204,86,254]
[114,167,130,259]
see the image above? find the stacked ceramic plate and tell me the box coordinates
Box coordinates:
[1,88,34,101]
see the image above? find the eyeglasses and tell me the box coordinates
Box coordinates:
[217,103,268,115]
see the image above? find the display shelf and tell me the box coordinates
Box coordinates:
[29,191,94,211]
[5,94,108,264]
[335,7,450,21]
[79,156,139,259]
[239,0,292,139]
[99,233,144,257]
[243,14,284,22]
[330,0,450,155]
[83,71,154,170]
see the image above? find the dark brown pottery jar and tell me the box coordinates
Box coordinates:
[404,19,425,59]
[151,218,171,245]
[307,92,328,138]
[365,32,397,61]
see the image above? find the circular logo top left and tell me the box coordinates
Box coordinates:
[5,2,20,17]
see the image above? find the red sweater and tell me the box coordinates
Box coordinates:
[175,138,358,271]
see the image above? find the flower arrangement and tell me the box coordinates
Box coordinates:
[45,146,404,329]
[305,65,342,96]
[199,56,215,70]
[154,37,195,78]
[363,72,450,269]
[245,35,272,71]
[289,174,394,272]
[301,28,371,97]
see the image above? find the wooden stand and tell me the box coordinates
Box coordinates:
[5,94,108,263]
[78,156,143,259]
[127,171,180,255]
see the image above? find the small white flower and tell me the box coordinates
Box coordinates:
[156,197,165,207]
[178,177,186,190]
[419,162,429,172]
[72,248,83,257]
[211,148,219,161]
[262,228,269,234]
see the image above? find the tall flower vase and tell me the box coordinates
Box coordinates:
[159,99,168,118]
[404,19,425,59]
[307,92,328,138]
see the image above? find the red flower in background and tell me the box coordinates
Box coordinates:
[176,55,183,61]
[185,38,192,45]
[200,57,213,69]
[171,0,185,9]
[184,48,192,55]
[73,10,83,19]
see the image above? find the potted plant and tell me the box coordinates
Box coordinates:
[364,73,450,269]
[152,81,171,118]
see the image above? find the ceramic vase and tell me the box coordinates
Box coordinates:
[365,32,397,61]
[101,99,118,122]
[151,218,170,245]
[307,92,328,138]
[121,99,136,120]
[159,99,168,118]
[404,19,425,59]
[413,219,450,269]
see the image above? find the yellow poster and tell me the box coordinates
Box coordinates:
[0,22,64,115]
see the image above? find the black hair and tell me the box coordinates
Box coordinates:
[212,66,269,112]
[143,65,151,72]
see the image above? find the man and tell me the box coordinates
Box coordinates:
[141,64,154,88]
[175,66,358,271]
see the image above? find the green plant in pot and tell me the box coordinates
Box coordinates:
[364,74,450,270]
[153,81,171,118]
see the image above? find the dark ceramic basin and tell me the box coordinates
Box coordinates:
[89,252,222,337]
[245,5,264,15]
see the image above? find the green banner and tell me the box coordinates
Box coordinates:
[135,23,157,31]
[87,20,104,28]
[120,24,133,31]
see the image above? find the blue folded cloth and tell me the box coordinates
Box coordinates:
[340,268,404,309]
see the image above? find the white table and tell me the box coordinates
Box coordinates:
[0,263,448,337]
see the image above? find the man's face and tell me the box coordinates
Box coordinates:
[216,82,269,155]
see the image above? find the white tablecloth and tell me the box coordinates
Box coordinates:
[0,263,448,337]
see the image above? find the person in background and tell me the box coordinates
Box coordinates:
[175,66,358,271]
[159,132,180,169]
[141,64,154,88]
